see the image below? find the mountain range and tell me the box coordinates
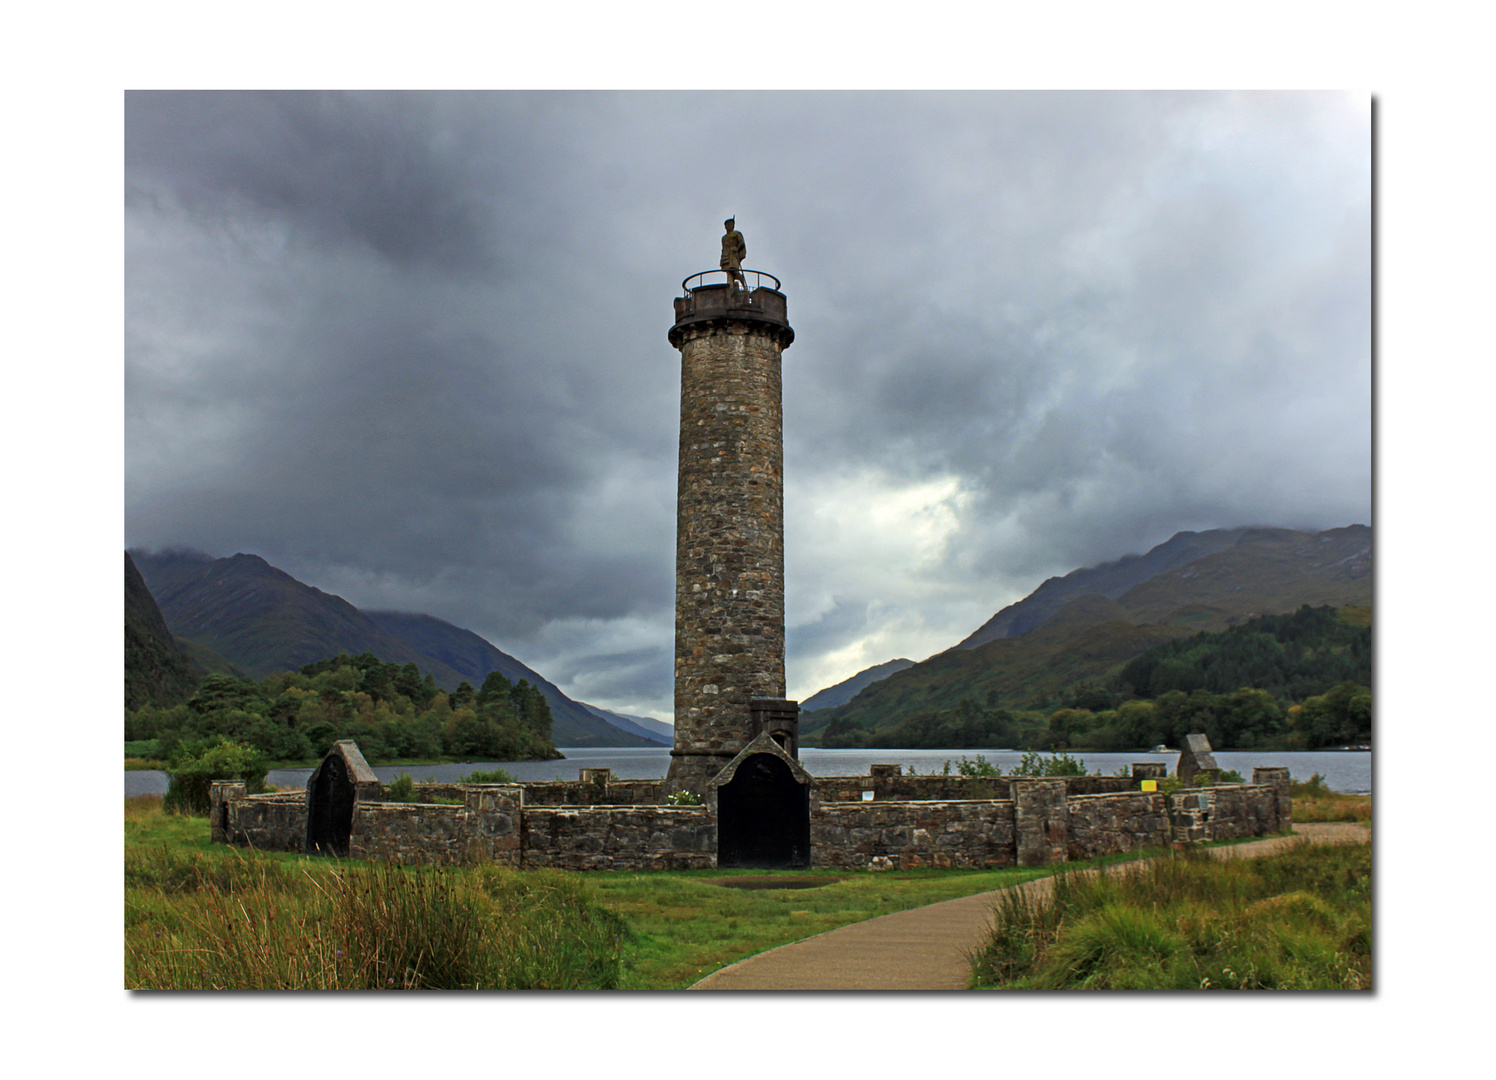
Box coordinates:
[128,549,669,747]
[799,658,915,712]
[128,522,1370,749]
[801,524,1371,740]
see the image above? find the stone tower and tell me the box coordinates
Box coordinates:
[667,265,797,793]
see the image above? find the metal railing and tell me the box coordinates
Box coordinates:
[681,268,783,295]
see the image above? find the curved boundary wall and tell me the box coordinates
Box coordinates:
[208,756,1290,872]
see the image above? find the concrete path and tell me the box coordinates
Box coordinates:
[689,823,1370,991]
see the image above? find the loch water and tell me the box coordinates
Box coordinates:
[124,746,1371,797]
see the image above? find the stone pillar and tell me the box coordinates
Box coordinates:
[1012,779,1070,866]
[870,763,902,801]
[750,697,801,759]
[1253,766,1293,830]
[667,279,795,793]
[209,780,246,845]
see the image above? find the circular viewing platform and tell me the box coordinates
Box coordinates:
[670,268,793,348]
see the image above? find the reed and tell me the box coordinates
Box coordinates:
[969,842,1371,990]
[126,852,627,989]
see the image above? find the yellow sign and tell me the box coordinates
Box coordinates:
[1141,780,1158,792]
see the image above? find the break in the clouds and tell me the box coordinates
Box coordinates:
[125,90,1370,722]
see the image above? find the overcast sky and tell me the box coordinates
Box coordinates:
[124,90,1370,721]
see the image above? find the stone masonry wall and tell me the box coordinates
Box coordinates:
[1013,779,1071,866]
[1168,783,1283,844]
[222,791,307,852]
[1253,766,1292,830]
[492,779,666,806]
[670,309,792,793]
[350,787,524,866]
[811,800,1017,869]
[209,772,1289,869]
[1065,791,1171,860]
[521,806,715,871]
[816,773,1011,802]
[395,777,666,806]
[813,767,1153,805]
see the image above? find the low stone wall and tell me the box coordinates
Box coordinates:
[351,787,524,866]
[811,800,1017,869]
[815,765,1167,804]
[521,806,715,871]
[208,766,1291,869]
[509,779,667,806]
[1066,791,1171,860]
[401,774,665,807]
[223,791,307,852]
[1064,775,1150,796]
[816,774,1010,802]
[1169,782,1283,844]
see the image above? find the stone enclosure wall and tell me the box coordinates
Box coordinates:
[210,762,1291,872]
[812,800,1017,869]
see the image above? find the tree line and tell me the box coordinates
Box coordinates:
[126,652,562,764]
[819,606,1371,751]
[822,681,1369,752]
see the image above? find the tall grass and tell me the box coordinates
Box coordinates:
[969,842,1371,990]
[1292,773,1373,824]
[126,849,628,989]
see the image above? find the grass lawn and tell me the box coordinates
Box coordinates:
[126,796,1103,989]
[586,864,1056,988]
[126,783,1368,990]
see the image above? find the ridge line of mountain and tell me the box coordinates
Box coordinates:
[797,523,1370,735]
[127,548,668,747]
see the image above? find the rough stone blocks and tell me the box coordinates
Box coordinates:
[669,307,793,792]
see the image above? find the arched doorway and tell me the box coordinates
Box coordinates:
[307,753,355,856]
[717,753,810,868]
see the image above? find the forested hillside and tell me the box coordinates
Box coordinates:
[813,605,1370,752]
[129,548,661,747]
[803,525,1370,748]
[125,552,202,710]
[126,652,563,764]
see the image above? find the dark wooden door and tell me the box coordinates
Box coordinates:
[308,756,355,857]
[717,754,810,868]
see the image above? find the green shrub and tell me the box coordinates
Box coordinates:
[384,773,417,802]
[163,738,267,815]
[1292,772,1331,798]
[461,767,517,784]
[1009,750,1088,777]
[664,790,701,806]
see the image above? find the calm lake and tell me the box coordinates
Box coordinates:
[124,746,1371,797]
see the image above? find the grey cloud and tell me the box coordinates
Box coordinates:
[125,91,1369,717]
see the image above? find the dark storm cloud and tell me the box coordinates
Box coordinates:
[127,91,501,273]
[125,90,1369,717]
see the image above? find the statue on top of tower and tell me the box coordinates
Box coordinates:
[720,218,746,294]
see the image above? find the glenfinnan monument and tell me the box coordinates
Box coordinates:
[667,220,800,794]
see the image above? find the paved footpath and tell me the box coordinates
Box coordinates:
[689,823,1370,991]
